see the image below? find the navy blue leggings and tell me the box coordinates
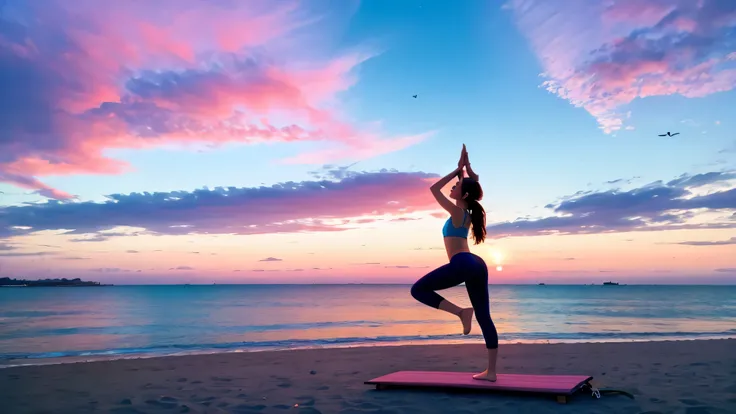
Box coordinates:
[411,252,498,349]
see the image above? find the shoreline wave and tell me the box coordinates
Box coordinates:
[3,330,735,368]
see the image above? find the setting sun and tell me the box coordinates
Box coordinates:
[491,251,504,265]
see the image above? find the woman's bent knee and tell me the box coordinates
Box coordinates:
[410,283,442,308]
[410,282,422,301]
[410,283,430,306]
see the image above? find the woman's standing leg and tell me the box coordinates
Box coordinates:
[411,262,474,334]
[464,262,499,381]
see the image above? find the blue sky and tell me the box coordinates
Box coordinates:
[0,0,734,283]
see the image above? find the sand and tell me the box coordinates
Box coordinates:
[2,339,735,414]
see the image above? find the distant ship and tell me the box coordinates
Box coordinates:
[538,283,546,286]
[602,281,619,286]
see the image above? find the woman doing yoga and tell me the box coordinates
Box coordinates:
[410,144,498,381]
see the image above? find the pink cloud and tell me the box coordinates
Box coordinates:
[601,0,676,26]
[508,0,736,133]
[0,169,441,238]
[0,171,73,199]
[0,0,425,198]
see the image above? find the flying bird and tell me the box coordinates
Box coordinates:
[412,95,417,98]
[658,132,680,137]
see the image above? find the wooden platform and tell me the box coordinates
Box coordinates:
[365,371,593,404]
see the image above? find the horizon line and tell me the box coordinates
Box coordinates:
[30,282,736,286]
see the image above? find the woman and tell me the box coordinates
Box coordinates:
[410,144,498,381]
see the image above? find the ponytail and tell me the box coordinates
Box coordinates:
[467,199,486,245]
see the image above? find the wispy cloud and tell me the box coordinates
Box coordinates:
[68,232,138,243]
[0,0,426,198]
[69,235,110,243]
[604,176,641,186]
[680,119,700,128]
[488,170,736,238]
[258,257,283,262]
[0,251,56,257]
[676,237,736,246]
[667,171,736,189]
[508,0,736,133]
[718,141,736,154]
[89,267,130,273]
[0,242,15,251]
[0,170,438,238]
[308,163,360,180]
[248,268,312,273]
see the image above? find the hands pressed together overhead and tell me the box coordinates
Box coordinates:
[456,144,471,177]
[458,144,467,168]
[457,144,479,182]
[430,143,479,194]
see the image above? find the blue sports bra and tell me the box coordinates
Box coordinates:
[442,210,469,238]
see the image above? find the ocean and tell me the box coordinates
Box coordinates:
[1,284,735,366]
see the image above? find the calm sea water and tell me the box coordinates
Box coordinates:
[1,284,735,366]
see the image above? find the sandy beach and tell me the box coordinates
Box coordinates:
[2,339,735,414]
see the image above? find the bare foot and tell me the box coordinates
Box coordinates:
[472,369,497,382]
[459,308,473,335]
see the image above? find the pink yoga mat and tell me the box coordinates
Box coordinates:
[365,371,593,395]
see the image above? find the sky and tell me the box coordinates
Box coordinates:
[0,0,734,284]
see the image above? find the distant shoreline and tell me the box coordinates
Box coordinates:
[0,284,114,287]
[0,277,111,287]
